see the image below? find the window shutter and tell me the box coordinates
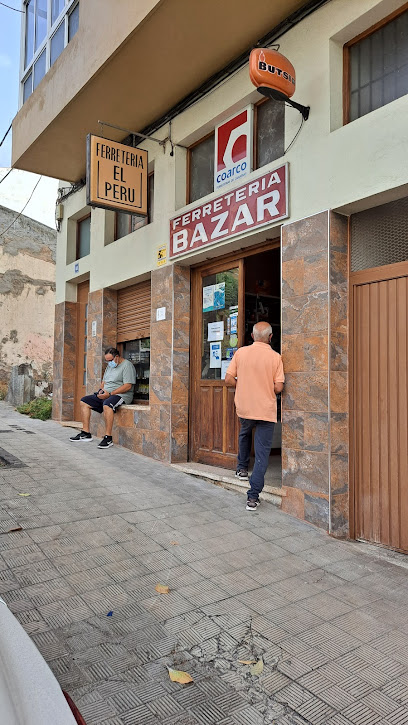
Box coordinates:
[117,280,151,343]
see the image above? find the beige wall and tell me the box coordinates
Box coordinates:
[0,209,56,390]
[56,0,408,303]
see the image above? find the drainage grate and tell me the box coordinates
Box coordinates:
[0,428,35,435]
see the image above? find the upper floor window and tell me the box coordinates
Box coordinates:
[344,7,408,123]
[22,0,79,106]
[187,100,285,204]
[115,173,154,241]
[76,214,90,260]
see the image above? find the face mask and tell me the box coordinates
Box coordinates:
[107,360,118,368]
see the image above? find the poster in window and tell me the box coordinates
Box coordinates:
[221,360,230,380]
[208,321,224,342]
[203,282,225,312]
[209,342,222,368]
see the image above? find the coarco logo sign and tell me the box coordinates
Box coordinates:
[214,106,253,191]
[169,164,288,258]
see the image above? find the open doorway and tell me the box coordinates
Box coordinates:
[190,241,282,487]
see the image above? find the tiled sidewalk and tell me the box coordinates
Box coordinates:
[1,402,408,725]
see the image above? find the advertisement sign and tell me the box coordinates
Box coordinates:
[214,106,253,191]
[86,135,148,214]
[170,164,288,259]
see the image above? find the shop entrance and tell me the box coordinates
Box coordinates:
[190,241,281,474]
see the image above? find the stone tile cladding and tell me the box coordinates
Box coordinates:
[52,301,77,421]
[91,266,190,464]
[281,212,349,536]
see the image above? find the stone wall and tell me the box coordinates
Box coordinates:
[281,211,349,536]
[0,205,56,394]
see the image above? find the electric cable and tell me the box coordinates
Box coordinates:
[0,1,23,11]
[0,123,12,148]
[0,175,42,238]
[0,168,13,187]
[283,113,304,154]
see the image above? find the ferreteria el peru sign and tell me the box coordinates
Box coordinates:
[169,164,288,258]
[86,135,148,214]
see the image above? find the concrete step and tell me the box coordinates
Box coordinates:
[171,462,285,508]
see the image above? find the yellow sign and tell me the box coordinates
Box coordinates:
[157,244,167,267]
[86,134,148,215]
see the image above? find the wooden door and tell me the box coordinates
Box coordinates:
[74,281,89,420]
[190,260,244,468]
[352,261,408,552]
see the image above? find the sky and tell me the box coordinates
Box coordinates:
[0,2,58,227]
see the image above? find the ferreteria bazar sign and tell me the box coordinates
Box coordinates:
[169,163,288,258]
[86,135,148,215]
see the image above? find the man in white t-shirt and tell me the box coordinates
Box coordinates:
[70,347,136,449]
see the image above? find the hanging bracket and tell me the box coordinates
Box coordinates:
[97,120,187,154]
[257,87,310,121]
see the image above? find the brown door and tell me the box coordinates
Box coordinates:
[74,281,89,420]
[190,260,244,468]
[352,261,408,552]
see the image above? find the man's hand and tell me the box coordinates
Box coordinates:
[274,382,284,394]
[97,391,110,400]
[225,373,237,388]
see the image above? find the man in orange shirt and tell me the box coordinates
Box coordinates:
[225,321,284,510]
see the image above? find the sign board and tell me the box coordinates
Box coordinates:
[157,244,167,267]
[170,164,288,259]
[156,307,166,321]
[249,48,296,98]
[91,321,97,337]
[86,134,148,215]
[214,106,252,191]
[74,263,79,273]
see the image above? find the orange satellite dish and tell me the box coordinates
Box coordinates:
[249,47,309,120]
[249,48,296,98]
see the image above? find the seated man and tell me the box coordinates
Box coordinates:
[70,347,136,449]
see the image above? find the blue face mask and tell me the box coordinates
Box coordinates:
[107,360,118,368]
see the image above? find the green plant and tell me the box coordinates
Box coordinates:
[0,382,7,400]
[17,397,52,421]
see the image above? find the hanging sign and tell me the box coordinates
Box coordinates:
[170,164,288,258]
[214,106,253,191]
[249,48,296,98]
[86,135,148,214]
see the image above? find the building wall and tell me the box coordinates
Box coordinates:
[0,206,56,394]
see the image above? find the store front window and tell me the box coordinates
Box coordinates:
[121,338,150,403]
[201,267,239,380]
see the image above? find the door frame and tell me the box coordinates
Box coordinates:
[189,237,280,465]
[74,281,90,421]
[349,258,408,543]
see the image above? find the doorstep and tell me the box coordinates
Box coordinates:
[58,421,83,429]
[171,462,285,508]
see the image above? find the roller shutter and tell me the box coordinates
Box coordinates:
[117,280,151,343]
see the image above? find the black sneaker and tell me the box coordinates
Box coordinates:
[98,436,113,449]
[70,431,92,442]
[235,469,249,481]
[246,499,260,511]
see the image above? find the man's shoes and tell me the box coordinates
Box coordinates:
[235,469,249,481]
[98,436,113,449]
[70,431,92,442]
[246,499,260,511]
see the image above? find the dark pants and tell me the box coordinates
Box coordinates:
[237,418,275,501]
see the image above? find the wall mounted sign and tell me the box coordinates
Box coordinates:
[156,307,166,321]
[214,106,253,191]
[249,48,296,98]
[170,164,288,258]
[157,244,167,267]
[86,135,148,214]
[91,321,97,337]
[74,263,79,273]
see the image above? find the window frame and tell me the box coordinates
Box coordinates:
[75,212,91,261]
[343,1,408,125]
[20,0,79,106]
[118,338,150,405]
[114,171,154,241]
[186,131,215,205]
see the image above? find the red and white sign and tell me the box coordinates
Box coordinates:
[214,106,253,190]
[170,164,288,258]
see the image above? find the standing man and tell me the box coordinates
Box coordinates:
[70,347,136,449]
[225,322,284,510]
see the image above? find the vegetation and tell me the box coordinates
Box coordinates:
[17,397,52,421]
[0,382,7,400]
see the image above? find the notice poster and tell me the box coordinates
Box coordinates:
[209,342,222,368]
[208,321,224,342]
[230,312,238,334]
[221,360,230,380]
[203,282,226,312]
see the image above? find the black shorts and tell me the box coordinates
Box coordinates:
[81,393,125,414]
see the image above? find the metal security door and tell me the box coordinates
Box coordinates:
[352,261,408,552]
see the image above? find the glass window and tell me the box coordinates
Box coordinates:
[50,22,65,65]
[77,215,90,259]
[25,0,35,68]
[122,338,150,402]
[35,0,47,51]
[115,174,154,238]
[68,3,79,41]
[201,267,239,380]
[51,0,65,25]
[23,74,33,103]
[189,134,214,203]
[256,99,285,168]
[346,7,408,122]
[33,49,46,90]
[116,212,131,240]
